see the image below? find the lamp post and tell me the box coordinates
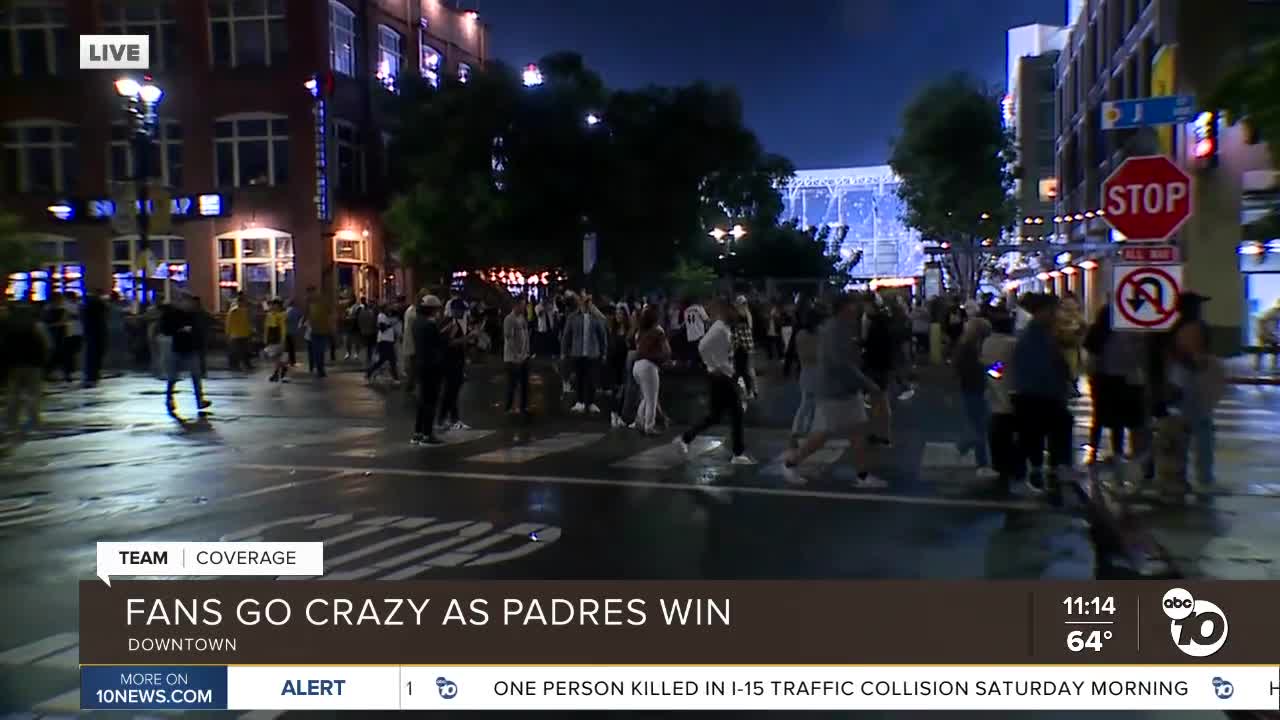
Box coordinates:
[115,75,163,306]
[710,225,747,292]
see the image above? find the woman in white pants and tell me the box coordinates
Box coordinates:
[631,306,671,435]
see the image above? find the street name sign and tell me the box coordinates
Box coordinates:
[1112,264,1183,331]
[1101,96,1196,130]
[1119,245,1179,264]
[1102,155,1193,242]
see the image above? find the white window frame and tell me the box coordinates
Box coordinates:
[213,113,288,188]
[334,119,365,194]
[2,119,76,193]
[329,0,356,76]
[376,24,402,91]
[0,1,67,76]
[215,228,295,310]
[109,120,182,187]
[100,0,176,70]
[209,0,285,68]
[418,29,443,87]
[111,234,188,302]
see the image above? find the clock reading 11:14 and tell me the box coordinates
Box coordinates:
[1063,596,1117,615]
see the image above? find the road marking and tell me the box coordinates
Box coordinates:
[1068,401,1272,417]
[0,632,78,665]
[612,436,723,469]
[31,689,80,712]
[233,463,1041,511]
[464,432,602,463]
[916,441,977,470]
[1070,418,1273,440]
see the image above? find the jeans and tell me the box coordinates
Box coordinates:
[791,367,817,436]
[165,351,204,407]
[505,360,530,412]
[82,333,103,384]
[439,362,464,424]
[1190,416,1215,486]
[682,373,745,457]
[5,365,43,431]
[285,334,298,366]
[961,390,991,468]
[733,347,755,395]
[415,369,442,436]
[309,334,330,377]
[228,337,253,371]
[988,412,1022,480]
[367,340,399,380]
[573,356,597,406]
[1014,394,1072,472]
[632,359,661,431]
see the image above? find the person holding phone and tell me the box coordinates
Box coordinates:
[437,304,478,431]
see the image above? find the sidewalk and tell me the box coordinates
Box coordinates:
[1224,354,1280,385]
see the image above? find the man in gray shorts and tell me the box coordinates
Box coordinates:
[782,293,886,488]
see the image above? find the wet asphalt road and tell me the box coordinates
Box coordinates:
[3,355,1278,718]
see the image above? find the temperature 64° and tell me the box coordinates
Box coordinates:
[1068,629,1112,652]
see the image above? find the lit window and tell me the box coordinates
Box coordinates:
[376,25,402,91]
[109,120,183,188]
[334,120,365,194]
[111,235,188,303]
[458,62,471,84]
[213,114,289,188]
[0,1,68,76]
[210,0,286,68]
[328,1,355,76]
[5,234,82,302]
[100,0,177,69]
[418,30,443,88]
[215,230,295,309]
[2,121,77,193]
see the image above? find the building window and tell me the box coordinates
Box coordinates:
[216,229,295,309]
[0,1,68,77]
[111,235,187,303]
[329,1,356,76]
[210,0,286,68]
[101,0,177,70]
[109,120,183,188]
[334,120,365,194]
[376,25,402,91]
[2,121,77,193]
[458,62,471,84]
[418,31,443,87]
[5,235,81,302]
[214,114,289,188]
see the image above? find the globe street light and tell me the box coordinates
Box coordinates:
[115,75,164,306]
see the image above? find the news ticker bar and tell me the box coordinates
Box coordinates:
[80,665,1280,711]
[81,580,1280,665]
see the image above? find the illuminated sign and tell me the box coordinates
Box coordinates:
[1038,177,1059,201]
[314,96,331,222]
[50,194,229,222]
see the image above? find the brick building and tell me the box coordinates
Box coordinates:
[1,0,487,310]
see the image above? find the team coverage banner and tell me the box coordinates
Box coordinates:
[78,580,1280,711]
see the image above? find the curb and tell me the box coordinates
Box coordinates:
[1227,376,1280,386]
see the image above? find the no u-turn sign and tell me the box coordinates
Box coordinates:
[1112,264,1183,331]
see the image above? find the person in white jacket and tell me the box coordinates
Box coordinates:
[980,311,1021,492]
[674,299,754,465]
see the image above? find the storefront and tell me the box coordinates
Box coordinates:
[112,234,189,303]
[5,234,84,301]
[217,228,295,310]
[1239,241,1280,346]
[333,229,375,301]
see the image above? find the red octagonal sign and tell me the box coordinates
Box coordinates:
[1101,155,1193,242]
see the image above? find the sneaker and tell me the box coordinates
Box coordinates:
[1025,470,1046,495]
[780,462,806,486]
[897,388,916,401]
[672,437,690,456]
[197,399,212,410]
[570,402,586,413]
[852,473,888,489]
[451,421,471,431]
[587,404,602,414]
[410,433,425,445]
[976,466,1000,481]
[730,454,757,466]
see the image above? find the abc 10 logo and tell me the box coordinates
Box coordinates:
[1161,588,1228,658]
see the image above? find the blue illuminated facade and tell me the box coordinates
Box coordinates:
[779,166,924,279]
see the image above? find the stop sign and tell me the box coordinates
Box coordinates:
[1101,155,1193,241]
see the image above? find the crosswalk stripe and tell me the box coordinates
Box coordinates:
[612,436,724,469]
[34,647,79,669]
[1069,419,1272,443]
[1068,401,1273,417]
[0,633,78,665]
[464,432,602,463]
[31,689,80,712]
[916,441,976,469]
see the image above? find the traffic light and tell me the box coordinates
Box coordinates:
[1192,111,1218,168]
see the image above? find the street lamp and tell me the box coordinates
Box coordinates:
[585,112,601,127]
[115,75,164,306]
[522,63,544,87]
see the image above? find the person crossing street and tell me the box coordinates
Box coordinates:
[675,299,754,465]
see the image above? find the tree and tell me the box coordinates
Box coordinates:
[0,209,42,288]
[1210,35,1280,166]
[729,221,858,281]
[889,73,1016,297]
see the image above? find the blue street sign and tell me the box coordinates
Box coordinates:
[1101,96,1196,130]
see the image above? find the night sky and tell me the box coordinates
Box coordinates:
[471,0,1065,169]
